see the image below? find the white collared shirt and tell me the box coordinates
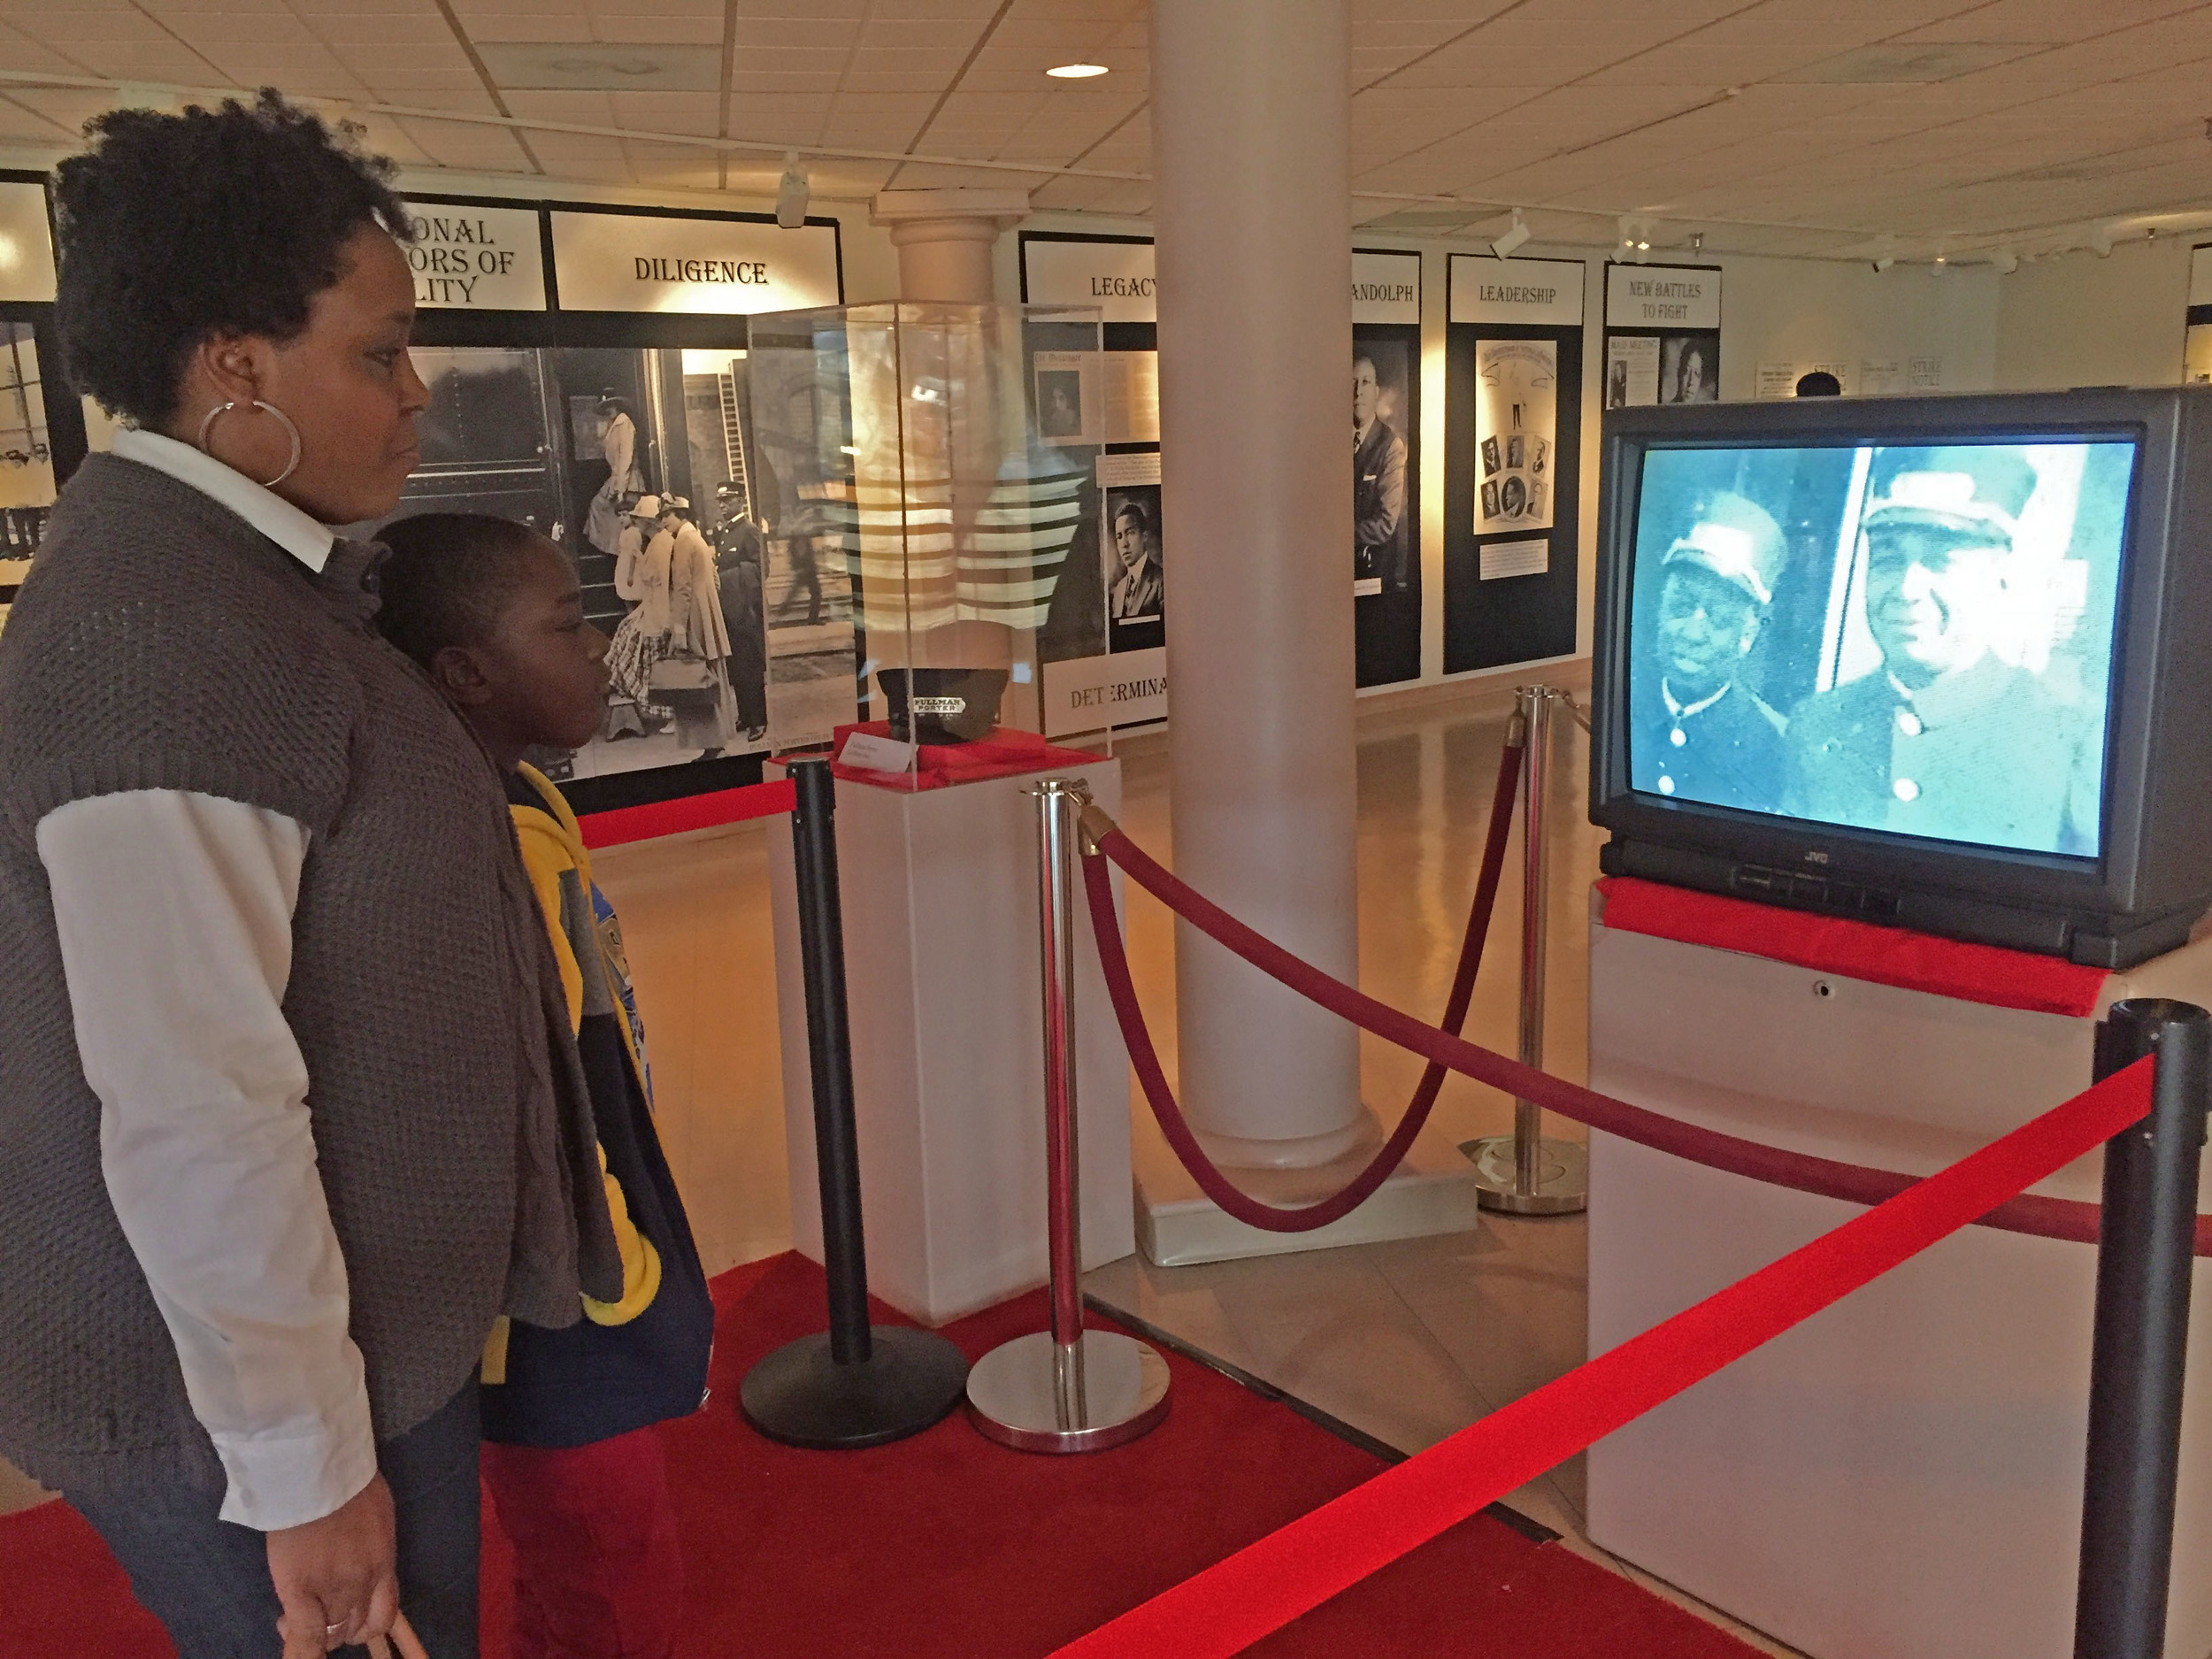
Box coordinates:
[36,433,376,1531]
[111,426,336,573]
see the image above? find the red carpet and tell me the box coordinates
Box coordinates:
[1,1254,1763,1657]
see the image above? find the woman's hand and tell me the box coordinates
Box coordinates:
[268,1473,400,1655]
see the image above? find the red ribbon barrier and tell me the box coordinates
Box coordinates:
[1085,825,2212,1254]
[1083,736,1522,1233]
[1048,1056,2155,1659]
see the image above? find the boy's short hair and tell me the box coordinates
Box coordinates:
[375,512,549,668]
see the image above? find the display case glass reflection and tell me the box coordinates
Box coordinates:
[743,303,1110,776]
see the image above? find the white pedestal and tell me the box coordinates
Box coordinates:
[1585,892,2212,1659]
[770,755,1135,1327]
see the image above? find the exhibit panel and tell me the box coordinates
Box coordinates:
[1018,231,1169,735]
[1442,254,1584,673]
[1019,232,1461,705]
[1352,249,1423,687]
[1603,261,1722,411]
[0,173,87,638]
[371,196,842,816]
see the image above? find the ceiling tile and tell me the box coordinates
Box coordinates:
[608,87,720,132]
[459,12,593,39]
[597,14,723,42]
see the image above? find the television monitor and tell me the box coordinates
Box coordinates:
[1590,387,2212,969]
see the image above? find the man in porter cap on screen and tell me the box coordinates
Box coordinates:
[1782,446,2099,853]
[1633,491,1788,812]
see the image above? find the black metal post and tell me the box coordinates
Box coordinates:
[2075,998,2211,1659]
[789,756,871,1366]
[740,756,971,1449]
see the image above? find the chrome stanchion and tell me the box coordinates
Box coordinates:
[1466,686,1589,1215]
[968,777,1171,1454]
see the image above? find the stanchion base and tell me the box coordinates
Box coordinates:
[1463,1135,1589,1215]
[740,1326,972,1450]
[966,1330,1171,1454]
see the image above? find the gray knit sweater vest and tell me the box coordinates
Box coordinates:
[0,454,620,1496]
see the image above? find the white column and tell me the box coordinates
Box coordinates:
[1151,0,1366,1168]
[869,188,1028,303]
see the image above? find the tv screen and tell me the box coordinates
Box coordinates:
[1625,438,2137,861]
[1592,388,2212,969]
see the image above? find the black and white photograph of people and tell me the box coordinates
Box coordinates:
[1110,493,1164,621]
[601,493,744,759]
[584,392,641,555]
[1663,336,1718,404]
[1632,442,2118,857]
[1037,369,1083,440]
[1352,351,1408,588]
[714,481,771,742]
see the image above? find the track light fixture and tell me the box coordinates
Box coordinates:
[2090,225,2115,257]
[1872,256,1894,273]
[1491,211,1532,259]
[776,150,810,229]
[1993,249,2019,274]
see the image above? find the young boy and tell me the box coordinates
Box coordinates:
[375,513,714,1659]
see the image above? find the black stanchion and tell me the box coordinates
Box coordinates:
[740,757,971,1448]
[2075,997,2211,1659]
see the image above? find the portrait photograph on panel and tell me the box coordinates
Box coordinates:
[1105,482,1164,645]
[1352,339,1412,591]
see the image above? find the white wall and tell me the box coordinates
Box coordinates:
[1712,252,1999,400]
[1993,235,2194,390]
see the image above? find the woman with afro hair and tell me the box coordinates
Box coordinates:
[0,93,620,1657]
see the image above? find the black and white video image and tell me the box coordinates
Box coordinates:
[1626,439,2135,856]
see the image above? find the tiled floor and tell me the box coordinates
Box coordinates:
[0,672,1805,1655]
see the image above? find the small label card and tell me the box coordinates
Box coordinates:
[1353,576,1384,597]
[1479,536,1549,580]
[839,731,917,773]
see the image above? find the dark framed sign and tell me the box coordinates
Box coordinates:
[1442,254,1584,674]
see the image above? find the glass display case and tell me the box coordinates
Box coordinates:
[744,303,1112,783]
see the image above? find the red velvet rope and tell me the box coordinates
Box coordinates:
[1085,737,1522,1233]
[1048,1056,2156,1659]
[1085,824,2212,1254]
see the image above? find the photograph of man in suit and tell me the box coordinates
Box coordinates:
[1353,351,1409,589]
[1782,446,2101,854]
[1632,491,1788,812]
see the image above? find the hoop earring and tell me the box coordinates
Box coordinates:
[196,399,303,489]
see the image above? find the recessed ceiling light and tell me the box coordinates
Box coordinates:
[1047,63,1109,79]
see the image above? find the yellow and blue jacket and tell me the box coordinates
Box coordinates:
[480,764,715,1449]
